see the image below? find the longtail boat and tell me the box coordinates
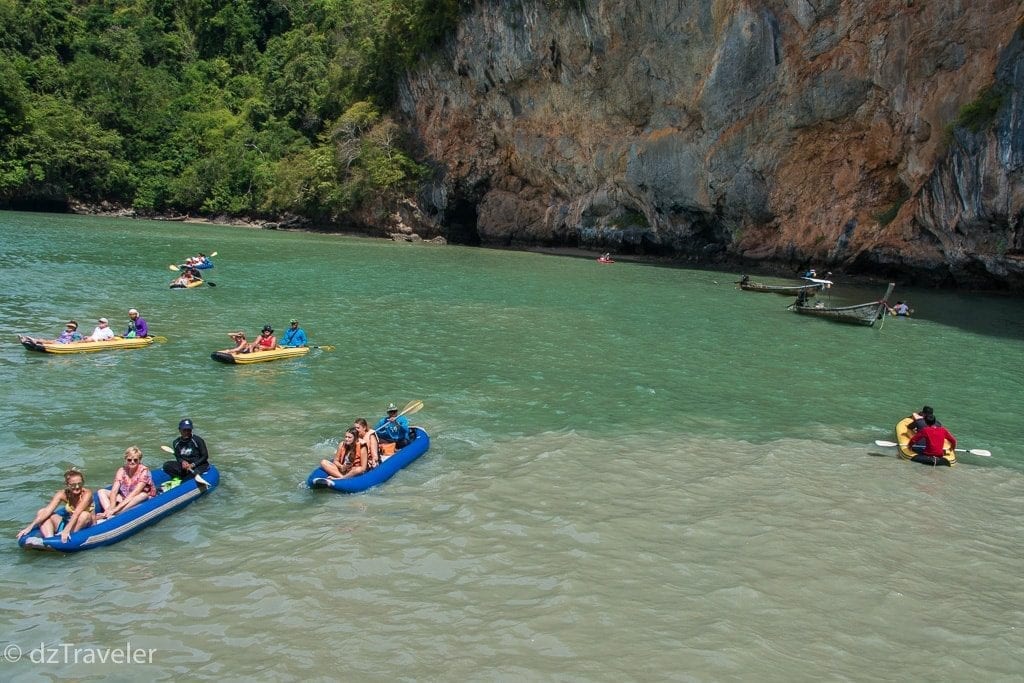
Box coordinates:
[789,283,895,326]
[737,276,826,296]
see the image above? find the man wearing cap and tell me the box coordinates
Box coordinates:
[279,318,307,347]
[163,418,210,484]
[374,402,411,453]
[125,308,149,338]
[85,317,115,341]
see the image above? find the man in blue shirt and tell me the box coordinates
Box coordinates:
[374,402,411,452]
[280,319,307,347]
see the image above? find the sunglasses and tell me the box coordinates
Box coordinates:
[67,482,83,488]
[125,458,140,463]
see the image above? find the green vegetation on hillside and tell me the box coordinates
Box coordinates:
[0,0,464,222]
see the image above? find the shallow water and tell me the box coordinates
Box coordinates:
[0,212,1022,680]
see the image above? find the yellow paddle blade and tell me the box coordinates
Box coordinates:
[400,400,424,417]
[316,345,335,351]
[160,445,174,453]
[209,251,218,257]
[152,335,169,343]
[168,264,180,271]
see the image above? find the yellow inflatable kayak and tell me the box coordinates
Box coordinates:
[211,346,310,364]
[170,278,204,289]
[895,417,956,466]
[19,336,156,354]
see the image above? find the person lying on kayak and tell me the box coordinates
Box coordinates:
[320,428,360,479]
[16,468,94,543]
[97,446,157,520]
[907,414,956,464]
[246,325,277,352]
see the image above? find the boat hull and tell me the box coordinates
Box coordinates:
[895,418,955,466]
[740,281,823,295]
[211,346,310,364]
[790,283,894,326]
[19,336,155,354]
[307,428,430,493]
[792,304,881,325]
[18,466,219,552]
[170,278,204,288]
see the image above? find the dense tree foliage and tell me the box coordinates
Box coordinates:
[0,0,463,222]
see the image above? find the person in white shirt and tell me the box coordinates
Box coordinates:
[85,317,115,341]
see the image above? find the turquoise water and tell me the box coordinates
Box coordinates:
[1,211,1022,680]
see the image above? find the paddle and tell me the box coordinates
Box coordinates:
[310,345,335,351]
[373,400,424,434]
[168,251,217,271]
[159,445,210,485]
[873,440,992,457]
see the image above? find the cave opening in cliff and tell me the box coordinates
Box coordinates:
[445,198,481,246]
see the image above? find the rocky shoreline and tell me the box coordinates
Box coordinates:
[60,200,1016,292]
[67,200,447,245]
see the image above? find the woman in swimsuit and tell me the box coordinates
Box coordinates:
[321,428,361,479]
[352,418,381,474]
[97,446,157,520]
[220,331,249,353]
[16,468,94,543]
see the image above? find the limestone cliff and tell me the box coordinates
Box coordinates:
[397,0,1024,289]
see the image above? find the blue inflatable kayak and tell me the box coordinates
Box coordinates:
[307,428,430,493]
[18,466,219,552]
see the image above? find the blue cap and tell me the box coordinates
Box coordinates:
[179,419,193,430]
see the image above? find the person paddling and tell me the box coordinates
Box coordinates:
[907,415,956,465]
[162,419,210,486]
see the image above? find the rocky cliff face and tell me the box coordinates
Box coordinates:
[398,0,1024,289]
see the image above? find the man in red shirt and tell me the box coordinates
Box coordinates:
[908,414,957,464]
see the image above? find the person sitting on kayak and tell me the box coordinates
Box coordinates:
[353,418,381,471]
[280,319,307,347]
[125,308,148,338]
[907,414,956,464]
[20,320,83,346]
[246,325,277,352]
[97,446,157,520]
[56,320,83,343]
[162,418,210,485]
[908,405,941,433]
[888,300,912,316]
[374,402,411,455]
[16,468,94,543]
[84,317,115,341]
[320,428,360,479]
[171,268,198,288]
[220,331,250,354]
